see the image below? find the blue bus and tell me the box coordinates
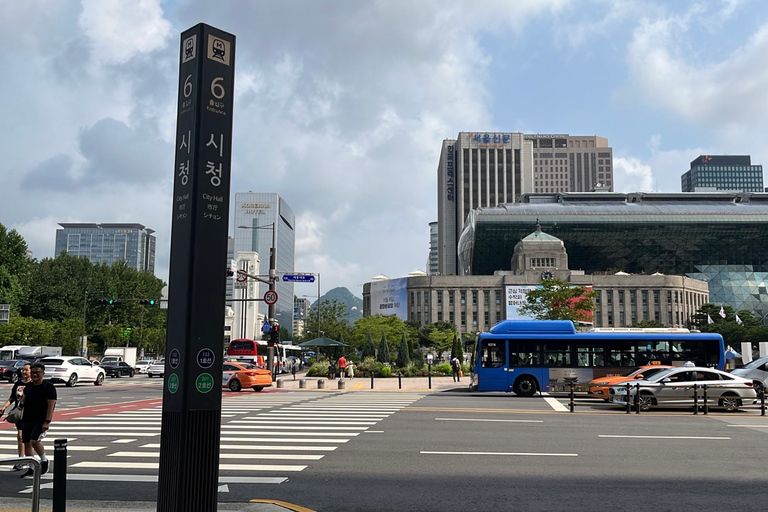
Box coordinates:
[470,320,726,395]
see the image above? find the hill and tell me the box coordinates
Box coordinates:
[313,287,363,323]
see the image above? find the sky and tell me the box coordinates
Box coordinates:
[3,0,768,299]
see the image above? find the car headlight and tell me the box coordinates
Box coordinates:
[593,381,609,387]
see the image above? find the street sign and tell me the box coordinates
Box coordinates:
[282,274,315,283]
[261,320,272,333]
[264,290,278,305]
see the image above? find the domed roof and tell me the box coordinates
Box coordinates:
[521,222,562,242]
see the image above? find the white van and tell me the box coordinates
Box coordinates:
[732,356,768,392]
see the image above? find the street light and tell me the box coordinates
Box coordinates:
[426,353,434,390]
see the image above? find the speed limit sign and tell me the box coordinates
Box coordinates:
[264,290,278,305]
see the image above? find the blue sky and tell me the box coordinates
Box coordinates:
[2,0,767,297]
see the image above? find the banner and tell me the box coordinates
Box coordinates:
[370,278,408,320]
[505,285,538,320]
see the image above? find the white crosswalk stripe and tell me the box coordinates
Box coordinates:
[1,392,425,486]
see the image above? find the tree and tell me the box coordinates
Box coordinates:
[451,334,463,363]
[352,315,412,353]
[361,332,376,358]
[303,299,353,342]
[395,331,410,368]
[631,320,665,328]
[518,278,597,322]
[377,333,390,363]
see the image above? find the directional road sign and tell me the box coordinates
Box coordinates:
[282,274,315,283]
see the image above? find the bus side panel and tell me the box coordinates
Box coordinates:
[477,365,509,392]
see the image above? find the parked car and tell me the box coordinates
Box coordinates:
[147,360,165,378]
[609,365,756,411]
[135,360,154,374]
[588,365,674,400]
[100,360,136,378]
[0,360,30,383]
[222,361,272,392]
[37,356,106,387]
[731,356,768,393]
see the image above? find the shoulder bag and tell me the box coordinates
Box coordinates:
[5,402,23,424]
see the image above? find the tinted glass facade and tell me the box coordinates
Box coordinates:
[458,193,768,322]
[55,223,156,273]
[681,155,763,192]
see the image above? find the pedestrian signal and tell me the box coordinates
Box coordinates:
[139,299,158,305]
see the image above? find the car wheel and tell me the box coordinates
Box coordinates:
[129,370,135,378]
[514,376,537,397]
[9,373,18,384]
[753,381,766,396]
[252,386,264,392]
[94,373,104,386]
[66,373,79,387]
[638,393,655,411]
[229,379,242,392]
[719,394,742,412]
[147,373,153,378]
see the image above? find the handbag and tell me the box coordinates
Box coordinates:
[5,403,23,424]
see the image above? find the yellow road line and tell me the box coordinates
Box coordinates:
[250,499,316,511]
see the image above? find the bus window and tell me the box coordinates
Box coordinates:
[576,345,605,367]
[481,340,506,368]
[543,343,572,367]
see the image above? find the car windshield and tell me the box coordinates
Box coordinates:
[741,357,768,370]
[39,359,64,365]
[644,368,679,382]
[622,367,643,377]
[637,367,669,379]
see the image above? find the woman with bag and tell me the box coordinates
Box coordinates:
[0,363,31,470]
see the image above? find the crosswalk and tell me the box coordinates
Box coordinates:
[0,392,424,488]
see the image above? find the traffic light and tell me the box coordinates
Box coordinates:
[139,299,158,305]
[269,324,280,346]
[98,299,122,305]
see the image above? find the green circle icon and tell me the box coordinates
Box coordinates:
[196,373,214,394]
[168,373,179,394]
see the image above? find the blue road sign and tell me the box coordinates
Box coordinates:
[261,320,272,333]
[282,274,315,283]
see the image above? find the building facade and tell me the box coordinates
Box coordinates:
[526,134,613,194]
[681,155,764,192]
[427,222,438,275]
[232,193,296,335]
[55,223,156,273]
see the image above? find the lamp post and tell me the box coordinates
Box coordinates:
[426,353,434,390]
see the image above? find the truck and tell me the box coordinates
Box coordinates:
[101,347,138,367]
[0,345,63,361]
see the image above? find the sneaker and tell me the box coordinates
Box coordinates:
[40,460,49,475]
[19,468,33,478]
[12,464,25,471]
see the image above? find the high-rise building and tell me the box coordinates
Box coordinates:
[437,132,613,275]
[232,193,296,335]
[427,222,438,275]
[681,155,764,192]
[55,223,156,273]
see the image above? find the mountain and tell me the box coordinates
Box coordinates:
[313,287,363,323]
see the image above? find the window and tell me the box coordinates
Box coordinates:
[449,292,454,305]
[460,291,466,304]
[481,340,506,368]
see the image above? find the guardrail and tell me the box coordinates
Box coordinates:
[0,456,41,512]
[566,382,767,415]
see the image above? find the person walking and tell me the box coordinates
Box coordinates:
[19,362,57,478]
[347,361,355,379]
[329,359,336,380]
[338,355,347,380]
[0,363,31,470]
[451,356,461,382]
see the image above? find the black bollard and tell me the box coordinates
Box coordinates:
[625,383,631,414]
[428,364,432,390]
[634,384,641,414]
[693,384,699,415]
[761,388,766,417]
[370,371,374,389]
[569,382,574,413]
[398,372,402,390]
[53,439,68,512]
[702,385,709,415]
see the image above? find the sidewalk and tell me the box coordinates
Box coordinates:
[0,375,468,512]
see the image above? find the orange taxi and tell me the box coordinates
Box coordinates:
[223,361,273,392]
[588,365,673,400]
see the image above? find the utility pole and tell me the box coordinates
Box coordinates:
[267,222,277,381]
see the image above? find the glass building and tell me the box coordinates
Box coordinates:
[232,193,296,335]
[458,192,768,323]
[55,223,156,273]
[681,155,764,192]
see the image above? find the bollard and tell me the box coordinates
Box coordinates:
[338,379,345,390]
[634,384,641,414]
[398,373,402,390]
[625,383,631,414]
[299,379,307,389]
[318,379,325,389]
[693,384,699,415]
[702,384,709,415]
[569,382,574,413]
[370,372,375,390]
[276,380,284,388]
[761,388,766,417]
[53,439,67,512]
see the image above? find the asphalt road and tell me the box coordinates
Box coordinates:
[0,377,766,511]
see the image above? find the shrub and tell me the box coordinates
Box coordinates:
[307,360,329,377]
[380,366,392,377]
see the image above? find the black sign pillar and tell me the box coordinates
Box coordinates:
[157,24,235,512]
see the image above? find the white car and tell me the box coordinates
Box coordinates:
[609,365,756,411]
[135,360,154,374]
[731,356,768,393]
[38,356,106,387]
[147,360,165,378]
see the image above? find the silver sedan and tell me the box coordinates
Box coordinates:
[609,365,756,411]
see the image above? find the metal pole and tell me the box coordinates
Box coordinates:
[267,222,276,382]
[428,363,432,389]
[317,273,321,334]
[53,439,68,512]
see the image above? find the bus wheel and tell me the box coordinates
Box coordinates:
[229,379,242,392]
[515,376,537,397]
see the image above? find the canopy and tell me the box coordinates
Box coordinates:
[297,337,350,348]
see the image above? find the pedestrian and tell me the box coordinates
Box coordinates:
[19,362,57,478]
[451,356,461,382]
[338,355,347,380]
[347,361,355,379]
[329,359,336,380]
[0,363,31,470]
[291,358,297,380]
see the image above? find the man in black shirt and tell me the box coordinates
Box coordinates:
[20,362,57,478]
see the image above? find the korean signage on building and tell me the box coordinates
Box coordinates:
[370,278,408,320]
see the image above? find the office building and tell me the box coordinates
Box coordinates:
[427,222,438,275]
[55,223,156,273]
[681,155,764,192]
[232,193,296,335]
[457,192,768,322]
[437,132,613,275]
[293,297,311,339]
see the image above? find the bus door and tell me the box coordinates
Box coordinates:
[477,339,508,391]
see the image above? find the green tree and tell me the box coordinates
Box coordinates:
[396,331,410,368]
[361,332,376,358]
[0,316,55,346]
[304,299,353,342]
[428,328,454,360]
[377,333,390,363]
[451,334,463,363]
[518,278,597,322]
[631,320,665,328]
[352,315,412,353]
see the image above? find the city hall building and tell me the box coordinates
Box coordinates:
[457,192,768,323]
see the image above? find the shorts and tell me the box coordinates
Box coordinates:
[21,422,47,444]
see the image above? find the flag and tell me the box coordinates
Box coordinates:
[719,306,726,318]
[736,314,743,325]
[707,314,714,324]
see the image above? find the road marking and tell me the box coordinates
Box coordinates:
[108,451,325,460]
[421,450,577,457]
[112,439,138,444]
[233,420,378,425]
[0,443,99,451]
[435,418,544,423]
[727,424,768,428]
[543,397,570,412]
[140,443,336,451]
[224,425,368,431]
[598,435,731,440]
[221,431,358,437]
[72,461,307,471]
[219,437,350,443]
[37,473,288,484]
[364,431,384,433]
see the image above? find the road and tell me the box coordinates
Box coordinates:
[0,376,766,511]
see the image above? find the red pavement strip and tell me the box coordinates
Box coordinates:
[0,398,163,430]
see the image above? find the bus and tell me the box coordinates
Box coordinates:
[471,320,726,395]
[275,345,303,373]
[226,338,268,367]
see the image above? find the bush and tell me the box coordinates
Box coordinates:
[380,366,392,377]
[307,360,329,377]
